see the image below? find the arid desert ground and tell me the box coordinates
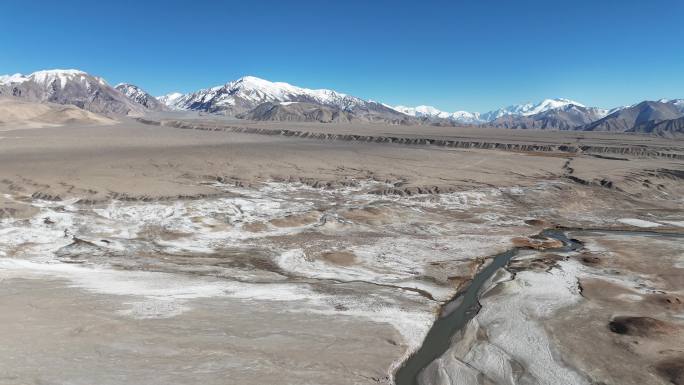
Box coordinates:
[1,113,683,385]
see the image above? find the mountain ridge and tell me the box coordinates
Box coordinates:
[488,104,609,130]
[156,75,411,123]
[581,100,683,132]
[0,69,145,116]
[1,69,682,135]
[115,83,166,111]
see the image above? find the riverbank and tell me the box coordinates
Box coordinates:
[414,229,684,385]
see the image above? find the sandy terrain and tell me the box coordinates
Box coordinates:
[0,97,115,130]
[0,117,682,385]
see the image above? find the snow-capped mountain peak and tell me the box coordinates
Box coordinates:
[224,75,354,105]
[31,69,87,80]
[392,105,483,124]
[156,92,186,109]
[115,83,144,95]
[393,105,447,118]
[392,98,586,124]
[526,98,584,115]
[31,69,106,89]
[161,75,371,114]
[0,69,107,90]
[0,73,29,85]
[480,98,584,121]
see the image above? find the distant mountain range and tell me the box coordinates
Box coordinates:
[391,105,483,124]
[1,69,683,136]
[393,98,605,124]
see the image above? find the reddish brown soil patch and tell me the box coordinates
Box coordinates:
[512,237,563,250]
[508,253,566,272]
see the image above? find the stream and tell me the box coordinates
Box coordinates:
[393,229,582,385]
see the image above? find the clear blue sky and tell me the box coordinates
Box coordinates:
[1,0,683,112]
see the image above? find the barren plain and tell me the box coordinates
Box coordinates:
[0,116,682,385]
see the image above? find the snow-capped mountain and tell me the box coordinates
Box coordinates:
[0,69,106,91]
[115,83,166,111]
[489,104,610,130]
[2,68,681,134]
[606,105,630,116]
[156,76,405,121]
[0,73,30,85]
[479,98,585,121]
[157,92,186,110]
[391,105,483,124]
[391,98,588,125]
[0,69,144,116]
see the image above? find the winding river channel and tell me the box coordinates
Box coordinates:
[393,228,683,385]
